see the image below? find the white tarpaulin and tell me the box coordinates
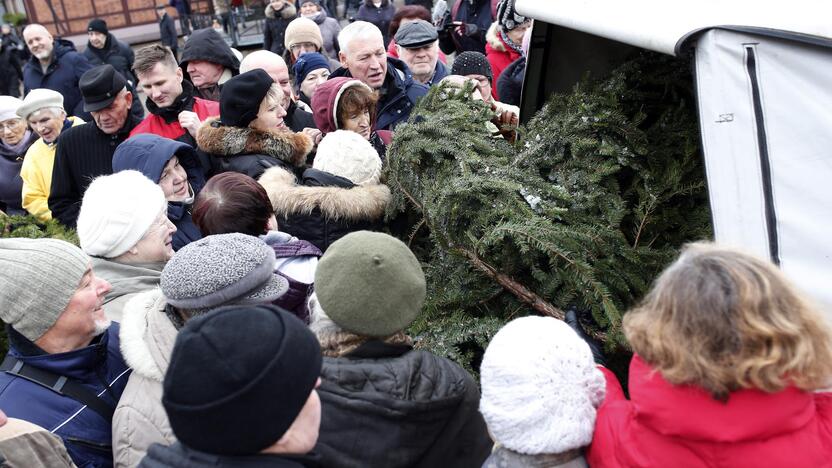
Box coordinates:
[694,29,832,314]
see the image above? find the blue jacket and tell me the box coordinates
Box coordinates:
[0,325,130,468]
[330,57,428,131]
[112,134,206,251]
[23,40,94,119]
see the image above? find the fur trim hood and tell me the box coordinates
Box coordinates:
[486,22,506,52]
[265,2,296,19]
[258,166,391,221]
[119,289,177,382]
[197,117,313,167]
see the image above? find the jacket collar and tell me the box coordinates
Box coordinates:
[146,80,197,123]
[8,324,112,381]
[119,289,176,381]
[629,354,818,442]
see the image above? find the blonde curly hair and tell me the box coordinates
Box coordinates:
[624,242,832,400]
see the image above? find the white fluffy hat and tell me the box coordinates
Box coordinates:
[77,170,168,258]
[479,316,606,455]
[17,89,64,120]
[313,130,382,186]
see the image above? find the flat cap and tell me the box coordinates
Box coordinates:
[394,19,438,48]
[80,64,128,112]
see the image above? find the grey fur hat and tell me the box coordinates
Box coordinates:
[160,233,289,312]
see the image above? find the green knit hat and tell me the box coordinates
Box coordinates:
[0,238,90,341]
[314,231,426,337]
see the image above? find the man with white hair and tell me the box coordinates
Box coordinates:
[22,24,93,119]
[240,49,317,132]
[17,89,84,221]
[330,21,428,131]
[0,237,131,468]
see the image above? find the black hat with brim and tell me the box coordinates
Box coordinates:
[80,64,128,112]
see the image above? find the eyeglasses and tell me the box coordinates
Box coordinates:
[0,120,22,131]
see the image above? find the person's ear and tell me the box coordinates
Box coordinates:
[339,51,348,69]
[176,66,184,83]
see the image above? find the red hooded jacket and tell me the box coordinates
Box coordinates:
[130,97,219,142]
[311,77,392,144]
[589,355,832,468]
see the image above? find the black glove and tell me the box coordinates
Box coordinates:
[565,306,606,366]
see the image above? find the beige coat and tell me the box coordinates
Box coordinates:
[0,418,76,467]
[112,289,178,468]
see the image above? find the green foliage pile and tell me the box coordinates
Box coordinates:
[0,213,78,355]
[389,52,710,373]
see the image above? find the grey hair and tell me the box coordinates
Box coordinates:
[26,106,65,121]
[337,21,383,56]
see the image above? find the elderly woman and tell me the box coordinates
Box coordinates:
[0,96,37,216]
[283,17,341,74]
[17,89,84,221]
[293,52,330,105]
[297,0,341,61]
[588,243,832,467]
[197,69,312,179]
[112,134,205,251]
[76,170,176,323]
[192,171,321,321]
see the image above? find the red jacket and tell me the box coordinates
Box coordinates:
[485,23,521,101]
[130,97,219,141]
[589,355,832,468]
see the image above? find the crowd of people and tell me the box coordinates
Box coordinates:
[1,0,831,467]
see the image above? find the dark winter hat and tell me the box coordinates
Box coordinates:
[160,233,289,312]
[219,69,274,127]
[496,0,529,32]
[394,19,438,48]
[162,304,323,455]
[87,18,108,35]
[315,231,426,337]
[292,52,330,85]
[451,51,493,83]
[80,64,128,112]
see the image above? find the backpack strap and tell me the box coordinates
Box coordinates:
[0,355,115,422]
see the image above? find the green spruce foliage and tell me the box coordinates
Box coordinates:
[389,52,710,373]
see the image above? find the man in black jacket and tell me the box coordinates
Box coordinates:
[49,65,141,228]
[156,5,179,57]
[83,19,144,120]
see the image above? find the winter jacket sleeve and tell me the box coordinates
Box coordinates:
[113,404,169,468]
[48,137,81,228]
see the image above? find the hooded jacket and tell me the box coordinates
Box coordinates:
[588,355,832,468]
[485,22,522,101]
[0,325,131,468]
[258,166,390,252]
[111,134,206,251]
[82,33,136,85]
[91,257,164,324]
[20,116,84,221]
[139,442,319,467]
[196,118,312,179]
[264,2,297,56]
[113,290,178,468]
[23,40,94,119]
[330,57,428,131]
[0,130,37,215]
[180,28,240,101]
[305,9,341,61]
[315,341,492,468]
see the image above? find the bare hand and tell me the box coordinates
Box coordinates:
[178,111,202,138]
[302,127,323,146]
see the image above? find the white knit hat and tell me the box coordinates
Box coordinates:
[0,96,23,122]
[479,316,606,455]
[17,88,64,120]
[313,130,382,186]
[77,170,168,258]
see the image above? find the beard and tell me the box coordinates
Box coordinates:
[93,317,112,336]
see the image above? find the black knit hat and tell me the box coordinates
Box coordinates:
[219,69,274,127]
[451,51,493,83]
[162,305,322,455]
[87,18,108,34]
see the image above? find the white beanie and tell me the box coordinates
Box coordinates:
[479,316,606,455]
[313,130,382,186]
[0,96,23,122]
[77,170,168,258]
[17,88,64,120]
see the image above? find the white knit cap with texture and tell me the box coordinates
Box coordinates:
[479,316,606,455]
[77,170,167,258]
[313,130,382,186]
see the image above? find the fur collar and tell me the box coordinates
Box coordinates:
[486,22,506,52]
[119,289,177,382]
[265,2,296,19]
[258,166,390,221]
[197,117,313,167]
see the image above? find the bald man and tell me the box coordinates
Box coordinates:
[22,24,93,119]
[240,50,317,132]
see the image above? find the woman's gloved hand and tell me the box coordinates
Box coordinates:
[565,306,606,366]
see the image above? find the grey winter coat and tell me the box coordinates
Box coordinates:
[112,289,178,468]
[91,257,164,323]
[307,10,340,61]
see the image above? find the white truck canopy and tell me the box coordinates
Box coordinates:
[516,1,832,314]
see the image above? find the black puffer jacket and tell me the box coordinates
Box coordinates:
[258,166,390,252]
[314,342,492,468]
[263,2,296,56]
